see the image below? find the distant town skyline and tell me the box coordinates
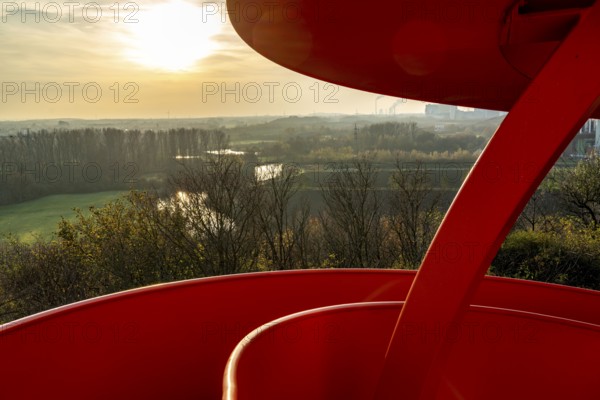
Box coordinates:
[0,0,428,120]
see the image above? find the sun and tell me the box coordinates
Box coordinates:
[124,0,222,71]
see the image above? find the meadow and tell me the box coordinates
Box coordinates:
[0,191,127,242]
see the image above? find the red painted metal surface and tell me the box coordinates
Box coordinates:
[0,270,414,399]
[225,302,600,399]
[227,0,600,118]
[377,3,600,398]
[0,271,598,399]
[1,0,599,398]
[226,0,600,398]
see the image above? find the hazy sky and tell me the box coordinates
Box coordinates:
[0,0,425,120]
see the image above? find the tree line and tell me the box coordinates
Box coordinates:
[257,122,488,162]
[0,128,228,204]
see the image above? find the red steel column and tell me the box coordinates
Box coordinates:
[376,3,600,399]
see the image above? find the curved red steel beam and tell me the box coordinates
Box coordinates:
[0,270,413,399]
[225,302,600,399]
[226,0,600,398]
[376,3,600,398]
[1,270,598,398]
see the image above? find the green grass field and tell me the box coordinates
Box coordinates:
[0,191,127,243]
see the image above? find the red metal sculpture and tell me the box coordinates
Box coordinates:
[1,1,599,399]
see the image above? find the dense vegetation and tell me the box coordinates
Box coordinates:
[1,121,599,323]
[249,121,487,162]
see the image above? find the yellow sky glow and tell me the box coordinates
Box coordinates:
[0,0,421,120]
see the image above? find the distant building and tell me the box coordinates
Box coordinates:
[425,104,506,120]
[564,119,600,158]
[425,104,458,119]
[471,108,507,119]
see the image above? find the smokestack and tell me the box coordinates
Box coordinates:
[375,96,385,115]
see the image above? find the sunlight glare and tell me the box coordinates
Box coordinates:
[124,0,222,71]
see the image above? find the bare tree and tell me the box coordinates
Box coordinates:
[156,156,262,275]
[515,190,552,231]
[293,210,323,269]
[389,160,442,269]
[319,157,391,268]
[255,164,310,270]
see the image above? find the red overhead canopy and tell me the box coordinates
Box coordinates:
[228,0,600,118]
